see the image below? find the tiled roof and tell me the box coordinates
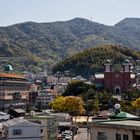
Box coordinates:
[0,73,25,79]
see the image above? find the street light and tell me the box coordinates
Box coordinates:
[114,103,121,115]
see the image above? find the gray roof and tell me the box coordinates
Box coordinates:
[91,119,140,130]
[3,118,26,127]
[102,120,140,130]
[3,118,42,127]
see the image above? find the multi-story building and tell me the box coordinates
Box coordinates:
[36,90,55,110]
[135,60,140,89]
[0,73,30,112]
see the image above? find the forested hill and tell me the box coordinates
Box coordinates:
[52,45,140,78]
[1,18,140,72]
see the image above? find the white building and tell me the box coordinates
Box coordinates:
[0,111,10,121]
[90,119,140,140]
[2,118,43,140]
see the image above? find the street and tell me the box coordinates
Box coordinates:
[74,128,90,140]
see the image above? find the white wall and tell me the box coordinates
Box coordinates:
[90,126,133,140]
[7,126,43,140]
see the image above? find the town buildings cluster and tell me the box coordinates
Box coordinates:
[0,59,140,139]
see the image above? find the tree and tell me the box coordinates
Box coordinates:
[63,80,95,96]
[132,97,140,109]
[50,96,85,115]
[49,96,65,112]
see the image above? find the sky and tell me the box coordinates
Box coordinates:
[0,0,140,26]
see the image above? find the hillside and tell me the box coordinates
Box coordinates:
[52,45,140,78]
[1,18,140,72]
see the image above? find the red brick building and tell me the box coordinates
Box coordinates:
[95,59,135,94]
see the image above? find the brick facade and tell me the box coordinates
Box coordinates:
[95,60,135,94]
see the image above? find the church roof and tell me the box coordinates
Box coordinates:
[95,73,104,79]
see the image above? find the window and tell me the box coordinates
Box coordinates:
[40,129,43,133]
[123,134,128,140]
[98,132,107,140]
[13,129,21,135]
[116,134,121,140]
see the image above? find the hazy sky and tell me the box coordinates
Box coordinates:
[0,0,140,26]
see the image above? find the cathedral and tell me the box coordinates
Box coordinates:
[95,59,135,94]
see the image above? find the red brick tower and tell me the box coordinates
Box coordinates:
[122,59,132,91]
[104,59,112,91]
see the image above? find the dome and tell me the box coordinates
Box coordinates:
[124,59,130,63]
[4,65,13,72]
[106,59,111,63]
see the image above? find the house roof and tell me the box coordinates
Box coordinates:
[14,109,26,114]
[100,120,140,130]
[3,118,42,127]
[0,73,25,79]
[110,111,138,119]
[91,117,140,130]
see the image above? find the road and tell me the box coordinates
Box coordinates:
[74,128,90,140]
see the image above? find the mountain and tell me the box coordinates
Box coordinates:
[0,18,140,72]
[52,45,140,78]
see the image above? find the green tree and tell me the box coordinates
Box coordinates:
[63,80,95,96]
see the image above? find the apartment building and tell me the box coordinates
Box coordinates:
[0,73,30,111]
[36,90,55,110]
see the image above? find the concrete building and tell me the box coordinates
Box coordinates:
[26,115,58,140]
[90,118,140,140]
[135,60,140,89]
[0,73,30,111]
[36,90,55,110]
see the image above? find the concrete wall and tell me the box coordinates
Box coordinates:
[7,126,42,140]
[90,126,133,140]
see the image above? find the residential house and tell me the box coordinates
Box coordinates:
[2,118,43,140]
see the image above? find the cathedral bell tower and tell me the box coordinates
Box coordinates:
[104,59,112,72]
[104,59,112,92]
[123,59,131,72]
[123,59,132,91]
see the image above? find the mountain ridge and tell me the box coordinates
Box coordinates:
[0,17,140,72]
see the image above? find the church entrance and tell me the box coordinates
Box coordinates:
[114,86,121,95]
[115,88,120,94]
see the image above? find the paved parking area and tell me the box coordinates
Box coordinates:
[74,128,90,140]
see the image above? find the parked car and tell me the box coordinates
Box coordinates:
[64,130,73,136]
[64,134,72,140]
[61,130,73,140]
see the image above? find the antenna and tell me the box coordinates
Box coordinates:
[90,17,92,21]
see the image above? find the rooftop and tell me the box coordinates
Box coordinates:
[0,73,25,79]
[91,118,140,130]
[95,73,104,79]
[3,118,42,127]
[3,118,26,127]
